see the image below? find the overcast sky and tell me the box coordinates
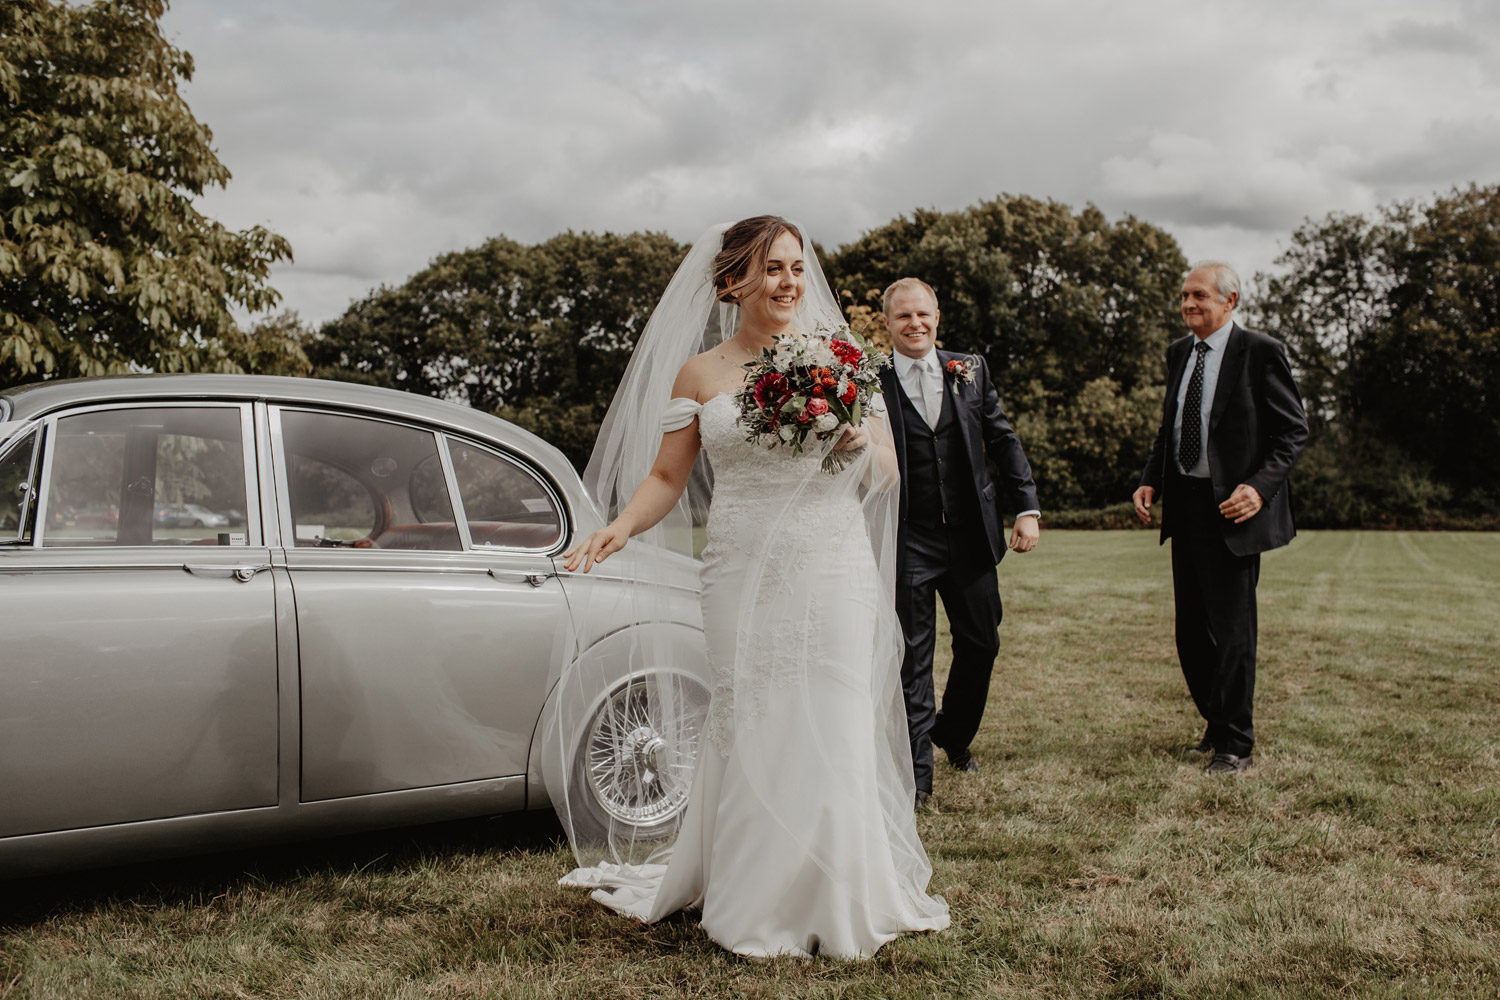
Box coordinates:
[163,0,1500,326]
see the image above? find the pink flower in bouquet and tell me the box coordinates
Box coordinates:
[806,397,830,418]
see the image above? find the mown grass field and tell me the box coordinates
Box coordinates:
[4,531,1497,999]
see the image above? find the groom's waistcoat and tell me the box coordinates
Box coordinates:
[897,382,982,531]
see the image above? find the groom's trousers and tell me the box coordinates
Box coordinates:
[897,519,1003,795]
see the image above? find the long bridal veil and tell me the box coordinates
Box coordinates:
[544,222,942,938]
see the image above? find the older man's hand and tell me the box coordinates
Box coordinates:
[1132,485,1156,525]
[1219,484,1263,523]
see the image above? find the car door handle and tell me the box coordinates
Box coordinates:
[184,563,271,582]
[487,568,552,588]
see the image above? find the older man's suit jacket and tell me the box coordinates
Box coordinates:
[1140,323,1308,556]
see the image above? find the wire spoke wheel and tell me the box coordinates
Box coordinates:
[583,677,704,828]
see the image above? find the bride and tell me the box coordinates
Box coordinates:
[556,215,949,959]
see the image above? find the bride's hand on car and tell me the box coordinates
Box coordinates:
[563,522,630,573]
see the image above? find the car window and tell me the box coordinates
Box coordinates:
[446,439,564,550]
[0,429,41,544]
[42,407,249,547]
[279,410,460,551]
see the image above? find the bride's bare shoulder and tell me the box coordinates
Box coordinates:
[674,351,743,402]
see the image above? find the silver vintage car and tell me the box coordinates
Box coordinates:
[0,375,706,877]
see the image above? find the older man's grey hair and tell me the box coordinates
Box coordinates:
[1187,260,1242,305]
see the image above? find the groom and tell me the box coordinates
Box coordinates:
[878,278,1040,809]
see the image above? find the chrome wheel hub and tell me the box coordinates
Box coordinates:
[585,681,701,826]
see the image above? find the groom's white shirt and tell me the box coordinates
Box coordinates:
[894,348,944,410]
[890,348,1040,522]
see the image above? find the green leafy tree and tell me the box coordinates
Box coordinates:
[307,230,686,469]
[1253,185,1500,519]
[307,236,541,408]
[1014,376,1161,513]
[222,310,312,378]
[0,0,291,385]
[1251,211,1397,431]
[1357,186,1500,505]
[828,196,1184,401]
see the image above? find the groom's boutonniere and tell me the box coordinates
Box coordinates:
[946,356,977,391]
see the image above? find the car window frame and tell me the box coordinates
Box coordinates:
[438,432,569,555]
[271,404,466,553]
[0,423,44,546]
[267,403,570,557]
[28,401,260,549]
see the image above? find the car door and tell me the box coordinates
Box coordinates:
[0,403,278,837]
[272,407,567,801]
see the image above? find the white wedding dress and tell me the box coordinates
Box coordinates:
[562,393,950,959]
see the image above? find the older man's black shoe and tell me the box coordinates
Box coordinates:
[947,749,979,773]
[1187,733,1214,755]
[1206,752,1252,774]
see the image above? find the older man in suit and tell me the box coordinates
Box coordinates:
[1133,261,1308,774]
[879,278,1039,809]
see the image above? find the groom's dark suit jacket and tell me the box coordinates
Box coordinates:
[880,350,1039,563]
[1140,323,1308,556]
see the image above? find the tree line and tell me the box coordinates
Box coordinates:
[4,0,1497,527]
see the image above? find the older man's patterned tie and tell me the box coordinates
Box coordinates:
[1178,341,1210,472]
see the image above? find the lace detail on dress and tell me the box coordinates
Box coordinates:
[696,394,878,752]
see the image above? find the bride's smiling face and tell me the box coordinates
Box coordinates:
[736,231,805,330]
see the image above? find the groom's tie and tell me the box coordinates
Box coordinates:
[1178,340,1209,472]
[914,358,939,428]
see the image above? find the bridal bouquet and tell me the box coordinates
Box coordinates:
[734,324,890,473]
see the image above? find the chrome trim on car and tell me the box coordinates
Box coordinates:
[434,433,472,550]
[183,562,271,582]
[252,401,284,550]
[489,567,554,587]
[282,558,496,574]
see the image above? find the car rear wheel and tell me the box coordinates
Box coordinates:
[569,672,709,843]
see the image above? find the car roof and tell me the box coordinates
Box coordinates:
[0,374,582,492]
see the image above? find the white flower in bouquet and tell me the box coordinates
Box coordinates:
[801,338,837,369]
[812,412,839,433]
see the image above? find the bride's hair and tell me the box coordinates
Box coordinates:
[712,215,802,304]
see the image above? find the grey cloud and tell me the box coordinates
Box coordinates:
[165,0,1500,325]
[1350,133,1500,198]
[1367,19,1485,55]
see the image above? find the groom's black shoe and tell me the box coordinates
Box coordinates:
[914,789,931,812]
[947,749,980,773]
[1187,732,1214,756]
